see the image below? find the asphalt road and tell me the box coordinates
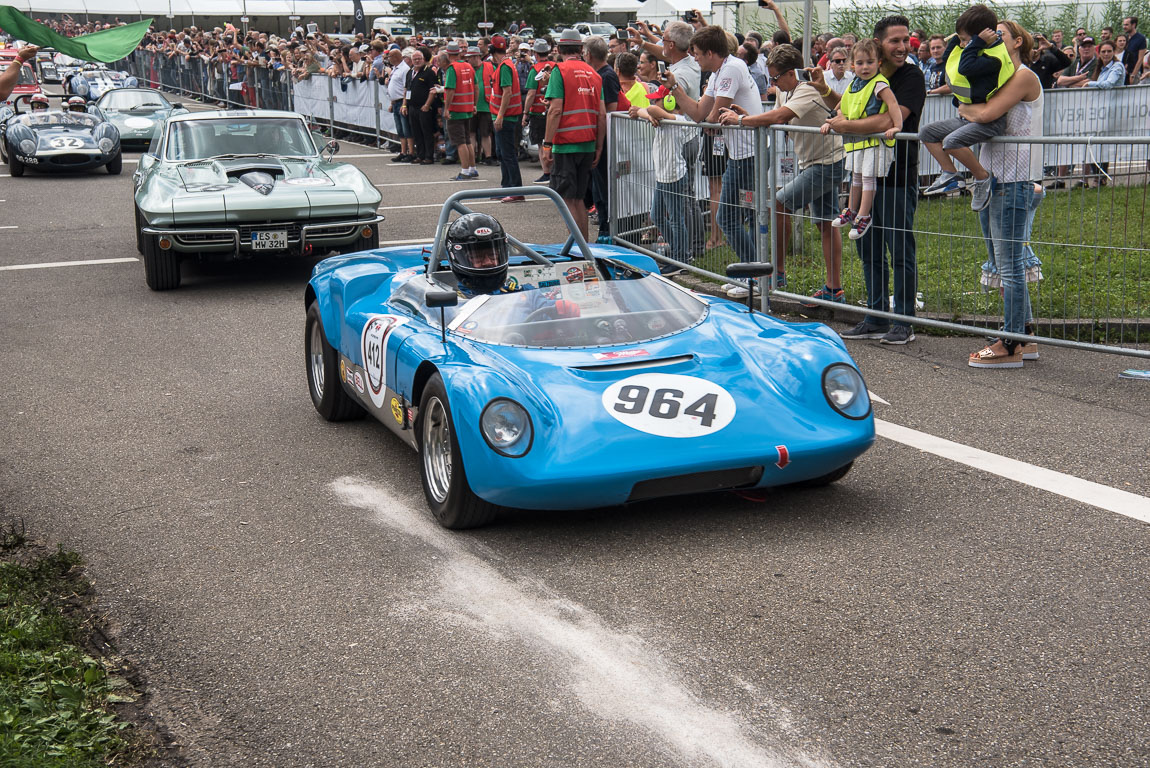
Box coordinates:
[1,99,1148,768]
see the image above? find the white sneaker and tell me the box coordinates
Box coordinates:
[726,285,761,298]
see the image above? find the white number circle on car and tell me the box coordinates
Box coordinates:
[601,373,736,438]
[124,117,153,129]
[361,315,408,408]
[49,136,83,148]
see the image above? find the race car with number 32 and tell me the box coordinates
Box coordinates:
[304,188,875,528]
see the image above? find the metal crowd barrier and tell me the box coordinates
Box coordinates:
[607,112,1150,359]
[117,50,294,113]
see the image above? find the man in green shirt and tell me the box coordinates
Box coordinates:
[443,41,477,179]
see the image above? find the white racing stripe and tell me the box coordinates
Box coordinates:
[331,478,823,768]
[876,419,1150,523]
[0,257,138,271]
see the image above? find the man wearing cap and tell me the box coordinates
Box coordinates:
[468,44,497,166]
[443,41,478,179]
[491,36,525,200]
[1059,35,1098,86]
[516,42,533,101]
[542,29,607,240]
[524,39,556,183]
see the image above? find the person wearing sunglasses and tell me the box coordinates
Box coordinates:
[825,46,852,95]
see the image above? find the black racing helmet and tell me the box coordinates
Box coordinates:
[66,96,87,112]
[445,212,509,294]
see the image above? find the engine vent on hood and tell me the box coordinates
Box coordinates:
[570,354,694,372]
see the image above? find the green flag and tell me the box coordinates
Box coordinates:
[0,8,151,63]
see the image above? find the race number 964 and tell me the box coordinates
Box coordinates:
[602,374,736,438]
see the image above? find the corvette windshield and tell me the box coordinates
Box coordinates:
[101,90,167,111]
[454,270,706,348]
[165,117,317,160]
[21,112,98,129]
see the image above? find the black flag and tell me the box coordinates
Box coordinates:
[352,0,366,35]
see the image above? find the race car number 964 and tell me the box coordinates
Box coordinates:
[601,373,736,438]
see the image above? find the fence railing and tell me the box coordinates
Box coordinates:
[117,50,294,115]
[607,112,1150,359]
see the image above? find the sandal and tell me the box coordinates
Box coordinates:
[968,340,1023,369]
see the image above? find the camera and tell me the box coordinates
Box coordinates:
[657,60,666,75]
[795,68,810,81]
[616,29,629,41]
[683,11,697,22]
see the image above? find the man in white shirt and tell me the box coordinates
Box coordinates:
[824,46,852,95]
[386,48,414,160]
[665,25,764,265]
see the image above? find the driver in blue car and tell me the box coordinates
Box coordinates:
[445,212,581,321]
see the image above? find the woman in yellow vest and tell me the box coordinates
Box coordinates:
[821,38,902,241]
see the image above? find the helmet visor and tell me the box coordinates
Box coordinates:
[450,237,508,273]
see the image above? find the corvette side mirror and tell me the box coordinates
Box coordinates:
[322,139,340,161]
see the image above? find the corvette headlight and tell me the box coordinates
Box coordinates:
[822,364,870,420]
[98,137,114,153]
[480,398,533,457]
[19,139,35,155]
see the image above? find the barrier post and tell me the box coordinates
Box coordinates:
[608,113,618,244]
[374,78,382,148]
[327,75,335,137]
[759,124,774,313]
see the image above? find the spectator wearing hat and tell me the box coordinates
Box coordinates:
[388,48,414,161]
[515,42,534,102]
[524,39,556,183]
[491,36,525,200]
[468,45,497,165]
[443,41,478,179]
[1058,36,1097,86]
[543,29,607,241]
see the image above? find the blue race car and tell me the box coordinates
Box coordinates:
[304,187,875,528]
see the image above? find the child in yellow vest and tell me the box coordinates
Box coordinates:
[821,38,902,241]
[920,4,1015,211]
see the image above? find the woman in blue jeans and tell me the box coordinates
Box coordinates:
[957,19,1043,369]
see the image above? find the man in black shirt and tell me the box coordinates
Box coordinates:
[1031,33,1072,89]
[821,15,925,344]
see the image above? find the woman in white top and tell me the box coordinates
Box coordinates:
[957,19,1043,369]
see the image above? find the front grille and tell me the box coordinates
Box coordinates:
[176,232,234,246]
[238,222,302,243]
[305,224,358,239]
[52,153,93,165]
[628,466,764,502]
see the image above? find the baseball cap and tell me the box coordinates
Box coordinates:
[490,34,507,51]
[466,45,480,55]
[1081,36,1096,45]
[445,41,461,53]
[518,42,531,51]
[533,39,551,53]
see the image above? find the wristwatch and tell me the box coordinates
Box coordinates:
[737,115,744,126]
[542,141,553,148]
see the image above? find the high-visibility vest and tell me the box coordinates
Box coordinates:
[839,73,895,151]
[476,60,495,111]
[528,61,554,114]
[446,60,475,115]
[493,59,523,117]
[554,59,601,145]
[944,41,1014,104]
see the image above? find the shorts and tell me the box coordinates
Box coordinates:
[777,159,845,222]
[845,143,894,179]
[446,116,471,146]
[528,113,547,145]
[919,114,1007,151]
[549,150,594,200]
[471,111,494,141]
[391,101,409,138]
[701,132,727,177]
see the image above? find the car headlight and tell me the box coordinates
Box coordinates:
[19,139,35,155]
[822,364,871,420]
[98,137,114,153]
[480,398,533,457]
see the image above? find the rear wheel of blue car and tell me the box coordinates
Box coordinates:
[142,233,181,291]
[419,374,498,529]
[305,302,364,422]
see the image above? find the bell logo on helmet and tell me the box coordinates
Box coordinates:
[474,227,493,236]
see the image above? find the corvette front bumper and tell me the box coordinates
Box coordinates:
[141,214,385,256]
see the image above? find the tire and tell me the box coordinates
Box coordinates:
[142,233,181,290]
[796,461,854,488]
[134,207,145,255]
[9,153,24,177]
[418,374,498,529]
[106,151,122,175]
[305,302,364,422]
[339,226,379,255]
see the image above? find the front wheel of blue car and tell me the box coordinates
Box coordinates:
[305,302,364,422]
[419,374,498,529]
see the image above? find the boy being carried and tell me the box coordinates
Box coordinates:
[920,4,1015,210]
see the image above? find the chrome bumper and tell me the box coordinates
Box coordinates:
[142,215,385,255]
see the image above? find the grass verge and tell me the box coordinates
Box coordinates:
[0,521,147,767]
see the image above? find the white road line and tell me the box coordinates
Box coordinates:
[379,238,432,246]
[375,179,484,187]
[331,478,806,768]
[868,391,890,405]
[876,419,1150,523]
[0,225,17,229]
[0,257,139,271]
[379,199,542,211]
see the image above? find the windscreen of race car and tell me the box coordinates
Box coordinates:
[165,117,318,160]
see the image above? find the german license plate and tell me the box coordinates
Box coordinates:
[251,230,287,250]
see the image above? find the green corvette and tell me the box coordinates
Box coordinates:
[133,109,384,290]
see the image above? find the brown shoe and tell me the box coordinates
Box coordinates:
[1018,341,1039,360]
[969,340,1023,369]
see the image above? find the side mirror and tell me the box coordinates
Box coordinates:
[725,262,773,313]
[138,153,157,170]
[425,290,459,309]
[321,139,340,161]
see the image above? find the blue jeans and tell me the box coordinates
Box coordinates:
[856,182,918,327]
[980,183,1043,277]
[391,101,410,138]
[718,156,757,263]
[495,120,522,189]
[651,176,690,262]
[978,179,1034,335]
